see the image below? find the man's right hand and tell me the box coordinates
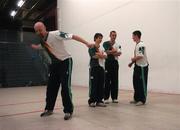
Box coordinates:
[128,62,134,68]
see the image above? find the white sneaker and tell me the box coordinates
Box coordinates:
[112,99,119,103]
[135,101,145,106]
[104,100,110,104]
[96,102,106,107]
[89,102,96,107]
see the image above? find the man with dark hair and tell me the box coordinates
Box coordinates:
[132,30,141,38]
[128,30,149,106]
[88,33,107,107]
[103,31,122,104]
[32,22,92,120]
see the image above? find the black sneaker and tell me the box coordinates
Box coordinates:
[64,113,72,120]
[40,110,53,117]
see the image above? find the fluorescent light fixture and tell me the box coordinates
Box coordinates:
[10,10,17,17]
[17,0,25,7]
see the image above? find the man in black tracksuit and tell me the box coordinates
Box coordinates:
[32,22,92,120]
[103,31,121,104]
[128,30,149,106]
[88,33,107,107]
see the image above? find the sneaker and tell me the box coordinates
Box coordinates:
[112,99,119,103]
[136,101,145,106]
[89,102,96,107]
[96,102,106,107]
[64,113,72,120]
[129,100,138,104]
[104,100,110,104]
[40,110,53,117]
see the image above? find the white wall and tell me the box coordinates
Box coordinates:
[57,0,180,94]
[178,2,180,93]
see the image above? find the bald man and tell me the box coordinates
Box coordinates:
[32,22,92,120]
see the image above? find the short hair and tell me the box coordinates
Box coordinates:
[133,30,141,38]
[94,33,103,41]
[110,31,116,35]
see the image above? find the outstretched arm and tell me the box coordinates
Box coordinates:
[72,35,93,48]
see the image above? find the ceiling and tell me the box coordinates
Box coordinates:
[0,0,57,30]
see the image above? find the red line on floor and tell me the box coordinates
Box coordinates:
[0,107,61,118]
[0,100,44,107]
[0,98,61,107]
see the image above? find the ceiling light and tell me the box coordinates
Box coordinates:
[17,0,25,7]
[10,10,17,17]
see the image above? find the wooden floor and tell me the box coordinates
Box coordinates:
[0,86,180,130]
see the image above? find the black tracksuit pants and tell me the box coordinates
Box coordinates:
[88,66,105,104]
[133,64,149,103]
[45,58,73,114]
[104,60,119,100]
